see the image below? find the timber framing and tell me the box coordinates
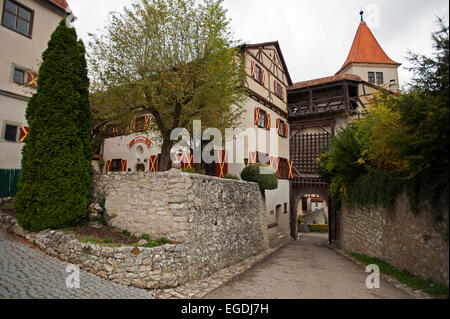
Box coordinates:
[241,41,293,86]
[243,87,287,118]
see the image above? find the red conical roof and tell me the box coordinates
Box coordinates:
[337,22,400,74]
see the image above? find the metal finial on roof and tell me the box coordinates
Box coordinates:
[360,9,364,22]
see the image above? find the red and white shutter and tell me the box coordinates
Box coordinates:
[121,160,127,172]
[106,160,112,172]
[149,155,159,172]
[19,126,30,143]
[216,150,228,178]
[254,107,260,126]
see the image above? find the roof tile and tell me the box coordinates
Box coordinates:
[337,22,400,74]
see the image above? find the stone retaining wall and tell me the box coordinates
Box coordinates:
[340,193,449,286]
[93,169,269,283]
[0,169,269,289]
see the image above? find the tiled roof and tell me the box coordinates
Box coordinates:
[47,0,71,13]
[288,74,363,90]
[336,22,400,74]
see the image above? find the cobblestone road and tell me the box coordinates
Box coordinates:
[0,231,154,299]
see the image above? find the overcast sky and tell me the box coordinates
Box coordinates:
[68,0,449,88]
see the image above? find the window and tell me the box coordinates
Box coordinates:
[276,82,283,99]
[376,72,384,84]
[279,121,285,137]
[110,159,122,172]
[2,0,34,38]
[13,67,24,84]
[368,72,375,83]
[258,109,266,128]
[254,64,263,83]
[4,124,18,142]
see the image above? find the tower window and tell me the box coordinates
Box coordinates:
[368,72,375,83]
[376,72,384,84]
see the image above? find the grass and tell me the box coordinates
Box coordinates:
[78,237,122,247]
[350,253,449,299]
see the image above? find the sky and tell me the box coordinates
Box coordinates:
[68,0,449,88]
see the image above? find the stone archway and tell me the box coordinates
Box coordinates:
[292,185,330,239]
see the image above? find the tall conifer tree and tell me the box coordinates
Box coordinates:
[15,19,93,231]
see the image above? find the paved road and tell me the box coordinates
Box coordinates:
[0,230,153,299]
[206,233,413,299]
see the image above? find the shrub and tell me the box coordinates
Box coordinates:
[224,174,239,180]
[122,229,131,236]
[298,216,305,224]
[182,168,196,174]
[140,234,150,241]
[157,237,170,245]
[240,164,278,191]
[308,224,328,233]
[15,19,93,231]
[143,241,158,248]
[199,169,206,175]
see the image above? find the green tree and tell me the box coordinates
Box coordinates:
[15,20,93,231]
[88,0,245,171]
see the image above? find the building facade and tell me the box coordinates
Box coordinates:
[100,41,295,241]
[0,0,70,169]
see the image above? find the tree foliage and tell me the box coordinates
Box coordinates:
[318,17,449,221]
[15,20,93,231]
[88,0,246,171]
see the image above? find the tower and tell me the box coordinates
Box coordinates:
[336,11,401,91]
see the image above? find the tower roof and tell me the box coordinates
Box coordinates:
[336,21,400,75]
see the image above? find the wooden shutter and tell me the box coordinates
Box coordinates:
[121,160,127,172]
[249,152,257,164]
[261,70,265,85]
[149,155,159,172]
[276,119,280,135]
[251,61,256,78]
[284,123,288,138]
[254,107,260,125]
[19,126,29,143]
[27,71,38,88]
[266,113,271,130]
[216,150,228,178]
[184,153,193,169]
[106,160,112,172]
[144,115,150,130]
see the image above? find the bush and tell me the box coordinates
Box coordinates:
[224,174,239,180]
[298,216,305,224]
[240,164,278,190]
[182,168,196,174]
[308,224,328,233]
[15,20,93,231]
[157,237,170,245]
[140,234,150,241]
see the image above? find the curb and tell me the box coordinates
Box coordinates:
[329,246,433,299]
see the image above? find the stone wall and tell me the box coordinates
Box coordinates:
[340,193,449,286]
[92,169,269,285]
